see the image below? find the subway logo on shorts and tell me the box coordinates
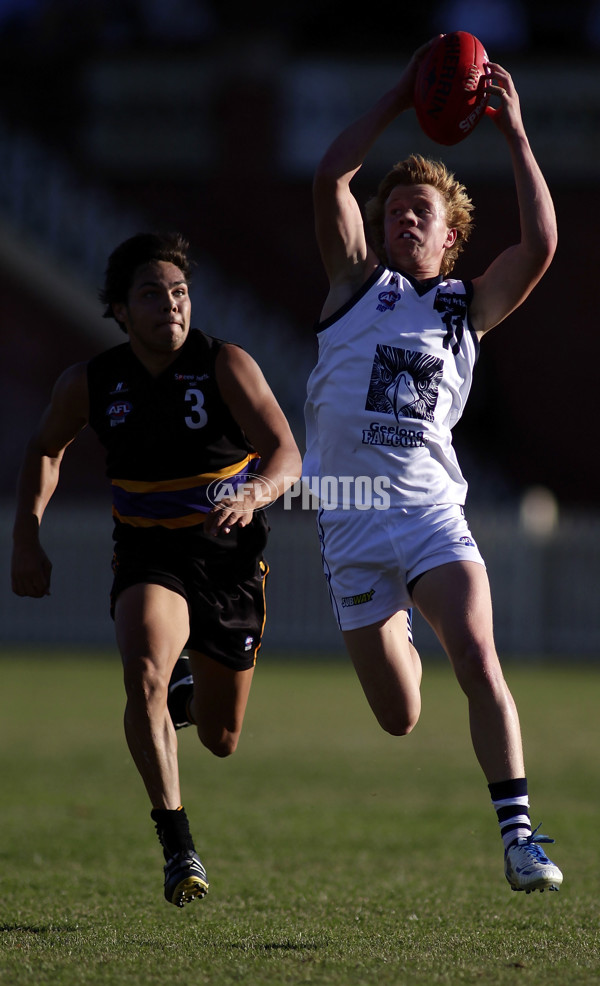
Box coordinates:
[341,588,375,608]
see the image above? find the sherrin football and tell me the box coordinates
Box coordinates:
[414,32,491,145]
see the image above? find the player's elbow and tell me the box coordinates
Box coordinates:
[538,232,558,270]
[529,223,558,271]
[313,156,353,201]
[314,153,339,186]
[286,448,303,486]
[519,235,557,290]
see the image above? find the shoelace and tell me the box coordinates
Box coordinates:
[519,823,555,861]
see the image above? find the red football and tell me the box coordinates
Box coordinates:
[414,32,490,146]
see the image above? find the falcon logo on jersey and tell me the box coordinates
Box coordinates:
[376,289,401,312]
[106,401,132,427]
[433,290,468,355]
[365,344,443,423]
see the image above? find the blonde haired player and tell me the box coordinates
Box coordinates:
[304,39,562,892]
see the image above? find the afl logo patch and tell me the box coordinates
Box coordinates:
[106,400,132,426]
[376,290,400,312]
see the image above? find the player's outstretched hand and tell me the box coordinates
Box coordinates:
[11,543,52,597]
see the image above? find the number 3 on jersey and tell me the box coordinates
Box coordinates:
[184,388,208,429]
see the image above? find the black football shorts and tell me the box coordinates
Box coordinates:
[109,519,269,671]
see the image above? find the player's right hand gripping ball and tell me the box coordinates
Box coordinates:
[414,32,491,145]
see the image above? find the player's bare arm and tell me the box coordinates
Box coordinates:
[314,41,436,319]
[11,362,89,597]
[204,344,302,535]
[469,63,557,336]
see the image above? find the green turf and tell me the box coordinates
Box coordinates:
[1,651,599,985]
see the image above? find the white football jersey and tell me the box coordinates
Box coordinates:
[303,266,479,506]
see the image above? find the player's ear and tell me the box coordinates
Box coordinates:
[444,228,458,248]
[112,302,128,325]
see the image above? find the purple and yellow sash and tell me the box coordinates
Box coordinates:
[111,454,260,529]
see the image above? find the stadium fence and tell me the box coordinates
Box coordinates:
[1,502,599,659]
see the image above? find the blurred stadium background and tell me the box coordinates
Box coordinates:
[1,0,599,657]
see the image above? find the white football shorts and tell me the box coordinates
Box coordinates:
[317,502,485,631]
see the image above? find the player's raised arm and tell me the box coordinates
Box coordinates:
[313,41,436,315]
[469,63,557,336]
[11,362,89,597]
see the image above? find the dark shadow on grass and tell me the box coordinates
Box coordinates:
[231,939,321,952]
[0,924,79,934]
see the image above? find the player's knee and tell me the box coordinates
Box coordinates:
[381,714,419,737]
[376,700,421,736]
[123,656,167,707]
[454,643,504,698]
[197,727,239,758]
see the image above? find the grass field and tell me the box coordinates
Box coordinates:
[1,651,599,986]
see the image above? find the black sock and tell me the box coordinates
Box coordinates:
[151,806,196,860]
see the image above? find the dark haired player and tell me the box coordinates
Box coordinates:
[303,41,563,892]
[11,232,302,906]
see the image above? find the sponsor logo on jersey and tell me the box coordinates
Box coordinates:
[110,381,128,394]
[174,373,209,382]
[433,290,467,317]
[376,289,401,312]
[433,290,468,354]
[341,588,375,608]
[106,401,132,426]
